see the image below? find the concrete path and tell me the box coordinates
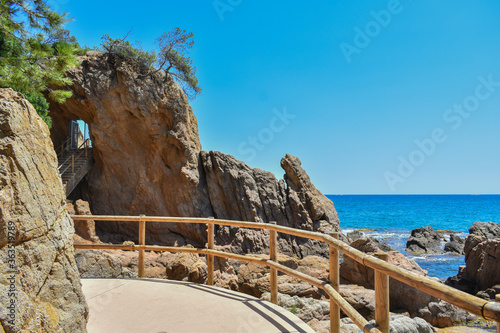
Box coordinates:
[82,278,315,333]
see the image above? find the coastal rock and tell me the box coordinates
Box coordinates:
[162,252,207,284]
[0,88,88,332]
[67,199,99,242]
[475,284,500,300]
[307,317,365,333]
[297,255,330,282]
[340,237,399,288]
[444,235,465,254]
[313,316,436,333]
[446,223,500,295]
[233,254,325,298]
[340,236,465,327]
[464,237,500,291]
[406,226,443,254]
[339,284,376,320]
[75,249,136,278]
[469,222,500,239]
[347,230,364,243]
[368,315,435,333]
[48,52,340,256]
[260,292,329,323]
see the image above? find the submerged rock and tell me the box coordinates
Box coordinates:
[0,88,88,332]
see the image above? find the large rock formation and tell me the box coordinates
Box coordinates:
[0,89,88,332]
[446,222,500,297]
[48,52,340,256]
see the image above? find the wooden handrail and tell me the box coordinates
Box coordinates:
[71,214,500,331]
[56,136,72,157]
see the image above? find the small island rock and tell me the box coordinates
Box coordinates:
[406,226,443,254]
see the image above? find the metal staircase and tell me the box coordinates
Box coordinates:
[57,137,93,196]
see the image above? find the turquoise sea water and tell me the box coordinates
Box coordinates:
[327,195,500,279]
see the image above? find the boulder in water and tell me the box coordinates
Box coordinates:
[406,226,443,254]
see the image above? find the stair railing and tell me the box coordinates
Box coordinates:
[56,136,72,158]
[58,138,92,175]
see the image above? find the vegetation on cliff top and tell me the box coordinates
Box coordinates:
[99,28,202,99]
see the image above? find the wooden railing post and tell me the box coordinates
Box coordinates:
[71,154,75,173]
[138,215,146,278]
[496,294,500,333]
[329,232,340,333]
[207,217,214,285]
[270,221,278,305]
[374,252,390,333]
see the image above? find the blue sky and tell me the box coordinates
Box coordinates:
[52,0,500,194]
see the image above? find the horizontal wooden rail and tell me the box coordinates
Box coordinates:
[72,214,500,330]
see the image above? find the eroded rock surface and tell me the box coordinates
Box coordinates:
[406,226,443,254]
[469,222,500,239]
[0,88,88,332]
[67,199,99,242]
[48,52,340,256]
[444,235,465,255]
[446,222,500,297]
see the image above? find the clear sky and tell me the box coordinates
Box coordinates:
[52,0,500,194]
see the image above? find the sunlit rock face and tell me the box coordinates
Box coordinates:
[0,88,88,333]
[48,52,340,256]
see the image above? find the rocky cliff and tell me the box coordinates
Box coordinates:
[0,89,88,332]
[48,52,340,256]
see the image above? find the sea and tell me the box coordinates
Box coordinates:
[327,195,500,280]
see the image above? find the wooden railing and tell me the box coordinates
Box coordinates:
[71,215,500,333]
[55,136,72,158]
[58,138,92,175]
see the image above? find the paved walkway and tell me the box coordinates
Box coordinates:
[82,278,315,333]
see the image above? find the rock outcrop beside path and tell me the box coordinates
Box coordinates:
[48,52,340,256]
[0,89,88,332]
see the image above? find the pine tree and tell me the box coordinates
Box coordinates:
[0,0,82,126]
[101,28,202,99]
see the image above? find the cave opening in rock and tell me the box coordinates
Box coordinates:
[52,117,94,201]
